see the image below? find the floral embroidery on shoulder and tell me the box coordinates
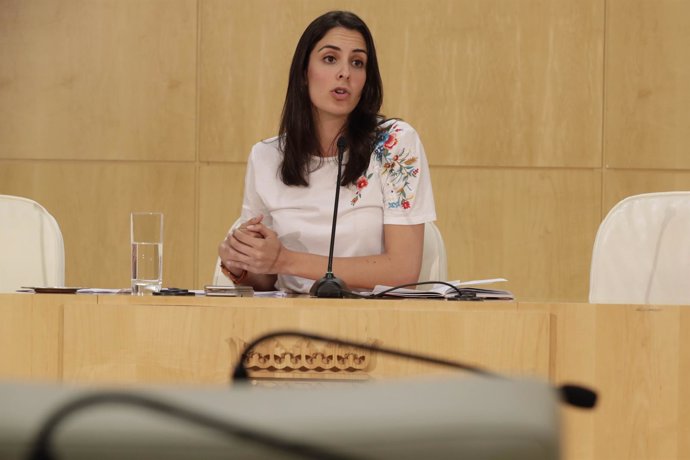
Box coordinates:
[375,122,419,210]
[349,121,421,208]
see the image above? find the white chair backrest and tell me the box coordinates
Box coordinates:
[419,221,448,284]
[589,192,690,304]
[0,195,65,292]
[213,220,448,288]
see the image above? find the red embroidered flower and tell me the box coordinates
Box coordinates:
[402,200,411,209]
[356,176,368,189]
[384,134,398,150]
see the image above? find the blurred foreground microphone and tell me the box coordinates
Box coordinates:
[310,136,350,298]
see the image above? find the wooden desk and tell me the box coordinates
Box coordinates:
[1,294,688,460]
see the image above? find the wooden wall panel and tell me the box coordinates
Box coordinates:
[197,163,246,286]
[433,166,601,301]
[4,0,689,303]
[603,170,690,216]
[0,0,197,161]
[0,162,196,289]
[199,0,603,168]
[377,0,604,168]
[199,0,348,162]
[604,0,690,169]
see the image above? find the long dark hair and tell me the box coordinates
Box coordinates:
[278,11,384,187]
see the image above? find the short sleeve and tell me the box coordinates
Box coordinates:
[373,121,436,225]
[240,146,272,227]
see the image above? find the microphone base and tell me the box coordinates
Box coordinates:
[309,273,349,298]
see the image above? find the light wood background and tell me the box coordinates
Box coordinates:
[1,0,689,301]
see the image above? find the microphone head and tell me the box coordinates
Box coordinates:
[231,362,250,382]
[559,384,598,409]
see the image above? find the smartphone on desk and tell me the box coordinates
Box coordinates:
[204,285,254,297]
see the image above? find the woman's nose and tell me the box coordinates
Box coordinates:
[337,65,350,80]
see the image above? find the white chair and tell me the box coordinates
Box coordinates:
[212,221,448,287]
[589,192,690,304]
[419,221,448,283]
[0,195,65,292]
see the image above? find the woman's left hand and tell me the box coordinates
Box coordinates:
[228,222,286,274]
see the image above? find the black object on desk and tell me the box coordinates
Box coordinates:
[153,288,195,296]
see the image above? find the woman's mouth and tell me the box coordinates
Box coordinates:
[331,88,350,100]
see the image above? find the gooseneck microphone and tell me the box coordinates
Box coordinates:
[309,136,350,298]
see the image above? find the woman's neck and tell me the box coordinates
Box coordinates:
[315,114,346,157]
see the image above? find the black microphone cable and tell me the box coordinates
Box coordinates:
[326,281,482,300]
[232,330,598,410]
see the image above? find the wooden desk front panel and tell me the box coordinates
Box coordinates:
[0,294,92,381]
[593,305,690,460]
[520,302,690,460]
[61,297,550,385]
[4,294,690,460]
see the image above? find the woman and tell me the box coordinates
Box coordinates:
[218,11,436,293]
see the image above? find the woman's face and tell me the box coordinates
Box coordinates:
[306,27,367,126]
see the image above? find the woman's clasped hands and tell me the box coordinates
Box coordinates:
[219,215,286,275]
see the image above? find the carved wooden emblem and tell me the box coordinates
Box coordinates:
[227,337,380,381]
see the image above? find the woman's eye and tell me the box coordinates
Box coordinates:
[323,55,336,64]
[352,59,365,68]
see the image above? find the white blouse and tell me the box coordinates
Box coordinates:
[240,119,437,293]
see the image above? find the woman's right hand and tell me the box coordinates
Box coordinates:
[218,215,264,274]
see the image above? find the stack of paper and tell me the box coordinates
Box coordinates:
[370,278,513,300]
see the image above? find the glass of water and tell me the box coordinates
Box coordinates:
[130,212,163,295]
